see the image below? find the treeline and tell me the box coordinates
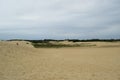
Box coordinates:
[8,39,120,43]
[15,39,120,43]
[26,39,64,43]
[66,39,120,42]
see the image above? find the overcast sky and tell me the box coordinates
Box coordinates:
[0,0,120,40]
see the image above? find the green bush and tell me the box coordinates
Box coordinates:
[32,42,96,48]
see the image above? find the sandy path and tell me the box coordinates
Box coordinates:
[0,42,120,80]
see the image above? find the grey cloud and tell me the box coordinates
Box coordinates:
[0,0,120,39]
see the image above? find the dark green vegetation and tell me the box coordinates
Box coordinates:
[25,39,120,43]
[32,43,77,48]
[8,39,120,43]
[32,43,96,48]
[7,39,120,48]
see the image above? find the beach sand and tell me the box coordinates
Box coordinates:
[0,41,120,80]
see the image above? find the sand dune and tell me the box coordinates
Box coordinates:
[0,41,120,80]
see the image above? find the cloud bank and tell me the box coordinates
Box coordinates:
[0,0,120,39]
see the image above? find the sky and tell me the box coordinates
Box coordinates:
[0,0,120,40]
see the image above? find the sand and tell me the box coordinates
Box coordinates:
[0,41,120,80]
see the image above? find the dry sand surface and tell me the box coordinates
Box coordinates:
[0,41,120,80]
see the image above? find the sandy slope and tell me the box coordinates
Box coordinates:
[0,41,120,80]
